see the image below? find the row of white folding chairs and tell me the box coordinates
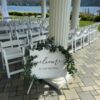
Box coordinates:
[68,24,99,53]
[0,34,47,78]
[0,22,48,44]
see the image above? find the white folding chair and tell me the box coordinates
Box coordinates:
[82,27,90,47]
[1,40,25,78]
[0,25,12,41]
[74,29,83,51]
[30,35,47,46]
[29,23,40,37]
[14,24,29,44]
[40,19,49,35]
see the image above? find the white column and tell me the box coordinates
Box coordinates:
[1,0,10,21]
[49,0,71,49]
[41,0,47,19]
[71,0,81,29]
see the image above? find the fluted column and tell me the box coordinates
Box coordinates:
[41,0,47,19]
[71,0,81,29]
[1,0,9,21]
[49,0,71,49]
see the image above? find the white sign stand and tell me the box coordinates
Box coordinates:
[27,49,70,94]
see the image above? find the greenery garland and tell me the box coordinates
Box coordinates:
[23,37,77,84]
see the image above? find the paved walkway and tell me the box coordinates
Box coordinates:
[0,33,100,100]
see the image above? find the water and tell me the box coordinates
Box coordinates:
[8,6,42,13]
[8,6,100,15]
[80,6,100,15]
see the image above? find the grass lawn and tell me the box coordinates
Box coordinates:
[98,24,100,31]
[79,21,95,27]
[80,21,100,32]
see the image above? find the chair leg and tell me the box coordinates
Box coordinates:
[1,55,5,69]
[4,58,11,78]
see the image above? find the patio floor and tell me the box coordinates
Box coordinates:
[0,33,100,100]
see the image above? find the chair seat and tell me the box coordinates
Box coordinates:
[5,48,23,60]
[30,30,40,36]
[17,33,28,38]
[0,34,10,40]
[41,29,49,34]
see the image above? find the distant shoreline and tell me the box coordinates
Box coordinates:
[6,6,100,15]
[7,5,100,7]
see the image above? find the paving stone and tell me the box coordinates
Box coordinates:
[38,98,45,100]
[68,83,79,88]
[0,87,4,93]
[93,85,100,90]
[96,90,100,94]
[78,92,95,100]
[75,87,82,93]
[58,95,66,100]
[23,95,31,100]
[0,93,8,100]
[81,77,95,86]
[78,82,85,87]
[73,76,82,83]
[9,96,22,100]
[16,90,25,95]
[81,86,94,91]
[8,92,16,97]
[94,96,100,100]
[45,95,59,100]
[95,80,100,86]
[90,90,98,96]
[63,88,79,99]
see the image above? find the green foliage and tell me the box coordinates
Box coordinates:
[9,11,36,16]
[79,21,100,32]
[25,37,77,78]
[80,13,94,21]
[9,11,49,17]
[98,24,100,31]
[23,37,77,86]
[58,46,77,76]
[46,13,49,18]
[23,47,38,85]
[80,13,100,22]
[9,12,24,16]
[94,15,100,22]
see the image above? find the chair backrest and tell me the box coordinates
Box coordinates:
[1,39,25,49]
[13,24,29,40]
[0,24,11,36]
[14,24,28,34]
[0,24,12,41]
[31,35,47,44]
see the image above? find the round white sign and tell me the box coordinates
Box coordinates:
[30,48,67,79]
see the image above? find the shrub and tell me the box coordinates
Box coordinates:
[79,13,94,21]
[94,15,100,22]
[9,11,49,18]
[46,13,49,18]
[9,12,23,16]
[9,12,35,16]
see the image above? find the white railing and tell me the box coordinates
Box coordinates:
[68,23,100,53]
